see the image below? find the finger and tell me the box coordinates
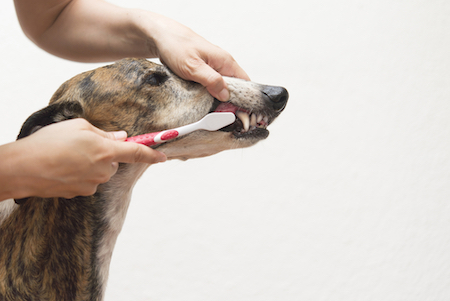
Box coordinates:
[217,60,251,82]
[81,120,129,142]
[68,119,165,164]
[111,162,119,176]
[91,128,128,142]
[111,131,128,141]
[229,63,251,81]
[77,120,113,138]
[111,141,167,164]
[184,58,229,101]
[97,131,128,141]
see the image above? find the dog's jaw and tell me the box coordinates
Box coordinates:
[154,76,286,161]
[155,131,245,161]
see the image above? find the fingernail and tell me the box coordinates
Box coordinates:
[113,131,128,140]
[218,88,230,102]
[156,152,167,163]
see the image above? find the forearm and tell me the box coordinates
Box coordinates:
[0,141,35,201]
[14,0,160,62]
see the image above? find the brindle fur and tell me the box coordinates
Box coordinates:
[0,58,288,300]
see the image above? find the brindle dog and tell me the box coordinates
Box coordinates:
[0,58,288,301]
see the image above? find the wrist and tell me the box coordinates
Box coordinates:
[126,9,164,59]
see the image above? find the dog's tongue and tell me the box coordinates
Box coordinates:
[214,102,238,113]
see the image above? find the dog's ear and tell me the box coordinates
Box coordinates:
[15,101,84,205]
[17,101,84,140]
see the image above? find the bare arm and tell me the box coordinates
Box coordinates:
[13,0,250,101]
[14,0,150,62]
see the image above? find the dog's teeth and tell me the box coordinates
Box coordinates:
[250,114,257,127]
[236,112,268,132]
[236,111,250,132]
[257,114,263,123]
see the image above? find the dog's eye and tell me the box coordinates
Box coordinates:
[144,72,168,86]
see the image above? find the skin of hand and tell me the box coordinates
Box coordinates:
[145,13,251,101]
[13,0,251,101]
[0,119,166,201]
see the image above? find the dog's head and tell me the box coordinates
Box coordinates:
[19,58,288,160]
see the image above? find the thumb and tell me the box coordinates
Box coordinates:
[106,131,128,141]
[111,141,167,164]
[86,124,128,142]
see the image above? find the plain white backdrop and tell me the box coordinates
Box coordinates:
[1,1,450,300]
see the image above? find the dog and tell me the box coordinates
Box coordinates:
[0,58,288,300]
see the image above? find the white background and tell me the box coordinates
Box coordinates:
[1,1,450,300]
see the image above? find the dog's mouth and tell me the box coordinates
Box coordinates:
[209,100,271,139]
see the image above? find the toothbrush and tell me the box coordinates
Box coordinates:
[125,112,235,146]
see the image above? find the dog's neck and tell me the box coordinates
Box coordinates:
[95,163,149,292]
[0,163,149,300]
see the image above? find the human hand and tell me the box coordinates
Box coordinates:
[140,13,251,101]
[5,118,166,199]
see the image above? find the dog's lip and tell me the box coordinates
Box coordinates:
[212,101,239,114]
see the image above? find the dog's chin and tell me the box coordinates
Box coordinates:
[218,119,270,140]
[156,129,266,161]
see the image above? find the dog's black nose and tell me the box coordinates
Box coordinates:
[262,85,289,112]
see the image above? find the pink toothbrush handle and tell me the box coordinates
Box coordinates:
[125,130,179,146]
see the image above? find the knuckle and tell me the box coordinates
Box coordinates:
[179,57,203,79]
[79,185,98,197]
[72,118,90,128]
[132,145,144,163]
[98,174,111,184]
[95,166,115,184]
[62,192,77,199]
[184,57,203,70]
[207,71,222,86]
